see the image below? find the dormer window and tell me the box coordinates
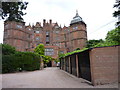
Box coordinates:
[28,28,31,31]
[55,26,59,29]
[35,30,40,33]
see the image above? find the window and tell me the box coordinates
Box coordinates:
[36,43,40,46]
[35,30,40,33]
[46,37,49,42]
[16,25,22,29]
[56,37,59,40]
[54,61,57,64]
[56,30,59,33]
[64,29,69,32]
[73,26,78,30]
[36,37,40,40]
[64,35,66,40]
[56,43,59,46]
[46,31,49,35]
[60,51,64,54]
[28,43,30,48]
[46,42,50,45]
[28,28,31,31]
[7,30,10,36]
[45,48,54,56]
[36,42,42,46]
[4,31,7,37]
[55,26,59,29]
[27,34,31,38]
[5,25,8,28]
[28,34,30,38]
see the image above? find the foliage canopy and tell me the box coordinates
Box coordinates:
[86,39,104,48]
[113,1,120,25]
[34,44,45,56]
[1,2,28,22]
[1,44,16,55]
[105,26,120,45]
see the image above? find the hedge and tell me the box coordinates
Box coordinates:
[2,52,40,73]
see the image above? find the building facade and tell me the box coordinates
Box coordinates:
[3,11,87,60]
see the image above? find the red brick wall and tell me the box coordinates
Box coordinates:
[90,46,119,85]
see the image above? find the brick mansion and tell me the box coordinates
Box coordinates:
[3,11,87,59]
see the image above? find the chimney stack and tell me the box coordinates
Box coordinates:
[49,19,52,24]
[43,19,46,26]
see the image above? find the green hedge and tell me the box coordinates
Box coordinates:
[2,52,40,73]
[59,48,89,58]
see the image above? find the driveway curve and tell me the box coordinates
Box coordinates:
[2,67,118,88]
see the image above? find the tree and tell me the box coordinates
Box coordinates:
[1,44,16,55]
[42,55,53,64]
[86,39,104,48]
[1,1,28,22]
[105,26,120,45]
[34,44,54,67]
[113,1,120,25]
[34,44,45,56]
[93,27,120,47]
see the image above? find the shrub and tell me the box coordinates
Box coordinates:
[2,54,18,73]
[1,44,16,55]
[75,48,80,50]
[2,51,40,73]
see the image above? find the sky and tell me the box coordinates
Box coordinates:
[0,0,118,43]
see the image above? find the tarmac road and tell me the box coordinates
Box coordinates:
[1,67,118,88]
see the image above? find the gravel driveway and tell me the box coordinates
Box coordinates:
[1,67,118,88]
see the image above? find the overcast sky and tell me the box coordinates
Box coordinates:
[0,0,117,43]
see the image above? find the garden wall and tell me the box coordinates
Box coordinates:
[90,46,119,85]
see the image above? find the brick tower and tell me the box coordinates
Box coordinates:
[3,21,33,51]
[69,10,87,51]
